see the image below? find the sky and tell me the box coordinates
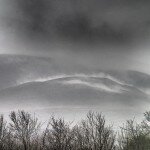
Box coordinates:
[0,0,150,74]
[0,0,150,125]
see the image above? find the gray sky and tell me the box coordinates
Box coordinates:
[0,0,150,74]
[0,0,150,125]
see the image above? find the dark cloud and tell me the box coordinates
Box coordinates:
[1,0,150,74]
[1,1,150,125]
[55,14,132,44]
[3,0,150,45]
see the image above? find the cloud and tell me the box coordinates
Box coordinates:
[61,79,126,93]
[3,0,150,45]
[18,73,126,85]
[16,72,129,93]
[1,0,150,75]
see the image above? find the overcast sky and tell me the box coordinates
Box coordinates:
[0,0,150,74]
[1,0,150,126]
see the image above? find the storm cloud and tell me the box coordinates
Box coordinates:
[0,0,150,126]
[1,0,150,45]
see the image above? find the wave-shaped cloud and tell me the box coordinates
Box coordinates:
[17,73,130,94]
[60,79,127,93]
[18,73,126,85]
[16,72,150,95]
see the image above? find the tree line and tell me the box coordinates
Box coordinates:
[0,110,150,150]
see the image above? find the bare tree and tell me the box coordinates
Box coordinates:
[0,110,118,150]
[9,110,41,150]
[72,111,116,150]
[0,115,19,150]
[0,115,8,149]
[118,116,150,150]
[42,116,74,150]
